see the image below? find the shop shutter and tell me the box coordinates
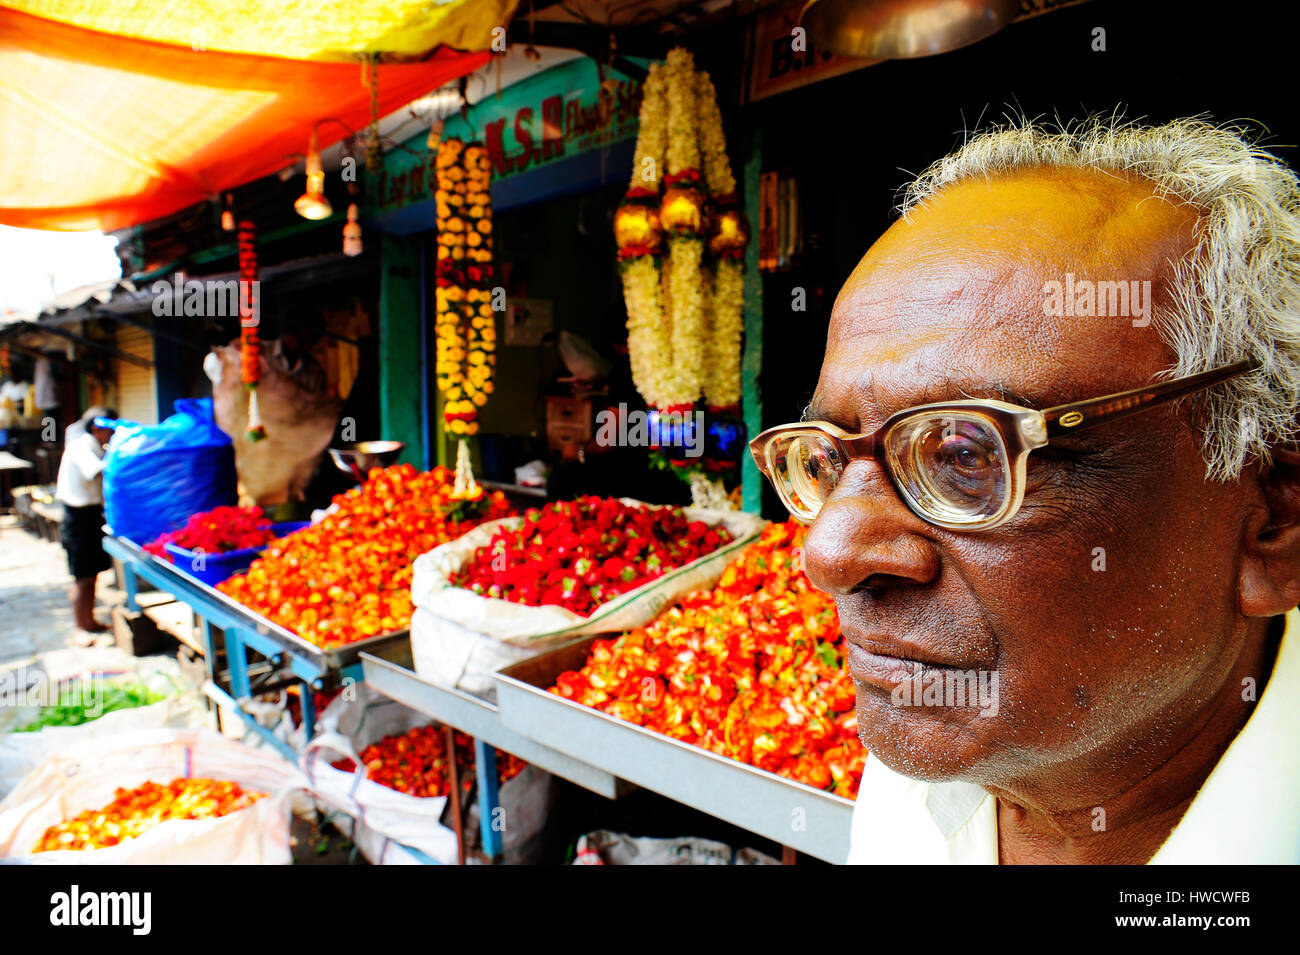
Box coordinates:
[115,324,157,425]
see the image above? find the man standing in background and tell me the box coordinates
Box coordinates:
[55,406,115,633]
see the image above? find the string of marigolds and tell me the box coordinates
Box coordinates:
[435,138,496,436]
[237,220,266,442]
[615,48,749,462]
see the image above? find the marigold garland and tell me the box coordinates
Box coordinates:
[236,220,265,442]
[435,138,496,436]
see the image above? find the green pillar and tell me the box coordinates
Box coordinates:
[741,129,764,515]
[379,234,424,467]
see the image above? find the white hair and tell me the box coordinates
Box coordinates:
[899,116,1300,481]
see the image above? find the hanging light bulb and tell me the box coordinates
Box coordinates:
[294,128,333,220]
[221,193,235,231]
[343,202,363,257]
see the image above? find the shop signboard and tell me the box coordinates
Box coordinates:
[368,56,647,219]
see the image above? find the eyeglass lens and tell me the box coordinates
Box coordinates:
[771,413,1011,525]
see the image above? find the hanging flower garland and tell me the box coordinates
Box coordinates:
[695,68,745,411]
[237,220,265,442]
[611,48,748,504]
[617,61,670,408]
[615,47,750,488]
[434,138,496,436]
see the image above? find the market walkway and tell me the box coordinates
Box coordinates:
[0,516,123,666]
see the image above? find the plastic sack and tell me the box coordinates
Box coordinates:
[0,648,210,799]
[409,501,766,696]
[102,397,236,544]
[464,763,556,865]
[0,727,303,864]
[302,685,458,865]
[571,830,780,865]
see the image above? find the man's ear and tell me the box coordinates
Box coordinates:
[1240,446,1300,616]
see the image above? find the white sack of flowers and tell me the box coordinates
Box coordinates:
[408,500,765,696]
[0,727,303,864]
[302,685,458,865]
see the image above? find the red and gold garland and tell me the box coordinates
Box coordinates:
[616,50,749,414]
[434,138,496,436]
[237,220,265,442]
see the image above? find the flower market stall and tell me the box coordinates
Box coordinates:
[4,0,1200,878]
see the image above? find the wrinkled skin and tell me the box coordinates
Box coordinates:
[801,167,1300,864]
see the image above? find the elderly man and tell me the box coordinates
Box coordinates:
[750,119,1299,864]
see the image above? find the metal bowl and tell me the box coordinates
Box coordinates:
[329,440,406,483]
[800,0,1021,60]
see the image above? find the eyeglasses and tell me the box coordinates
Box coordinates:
[750,361,1260,530]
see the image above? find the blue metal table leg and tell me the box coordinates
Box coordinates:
[123,564,139,613]
[300,680,317,738]
[198,619,218,683]
[475,739,503,863]
[224,628,252,699]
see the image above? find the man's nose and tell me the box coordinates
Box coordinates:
[801,462,941,596]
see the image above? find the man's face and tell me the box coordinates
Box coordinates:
[802,167,1257,788]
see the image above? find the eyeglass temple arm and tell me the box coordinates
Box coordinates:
[1041,360,1261,437]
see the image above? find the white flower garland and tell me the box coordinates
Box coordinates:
[707,259,744,406]
[630,62,667,189]
[623,255,671,405]
[696,70,735,197]
[662,47,704,408]
[664,48,700,177]
[665,238,705,407]
[695,67,743,407]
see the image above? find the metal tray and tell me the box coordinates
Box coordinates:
[495,635,854,863]
[105,534,409,671]
[360,644,624,799]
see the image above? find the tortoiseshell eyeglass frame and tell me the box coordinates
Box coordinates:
[749,360,1261,529]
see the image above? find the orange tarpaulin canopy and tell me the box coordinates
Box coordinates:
[3,0,514,62]
[0,6,496,231]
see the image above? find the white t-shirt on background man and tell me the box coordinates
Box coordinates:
[56,429,108,508]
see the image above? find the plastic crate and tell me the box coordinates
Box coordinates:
[163,521,310,586]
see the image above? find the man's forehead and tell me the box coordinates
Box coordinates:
[816,166,1195,423]
[874,166,1197,264]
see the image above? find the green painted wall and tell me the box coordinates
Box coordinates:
[742,130,764,515]
[378,234,424,466]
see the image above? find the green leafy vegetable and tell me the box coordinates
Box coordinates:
[14,679,167,732]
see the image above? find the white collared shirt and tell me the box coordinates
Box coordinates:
[847,608,1300,864]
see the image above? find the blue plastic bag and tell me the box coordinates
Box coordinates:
[102,398,237,544]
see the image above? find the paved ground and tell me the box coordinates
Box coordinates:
[0,515,124,666]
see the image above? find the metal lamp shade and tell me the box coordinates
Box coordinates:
[800,0,1021,59]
